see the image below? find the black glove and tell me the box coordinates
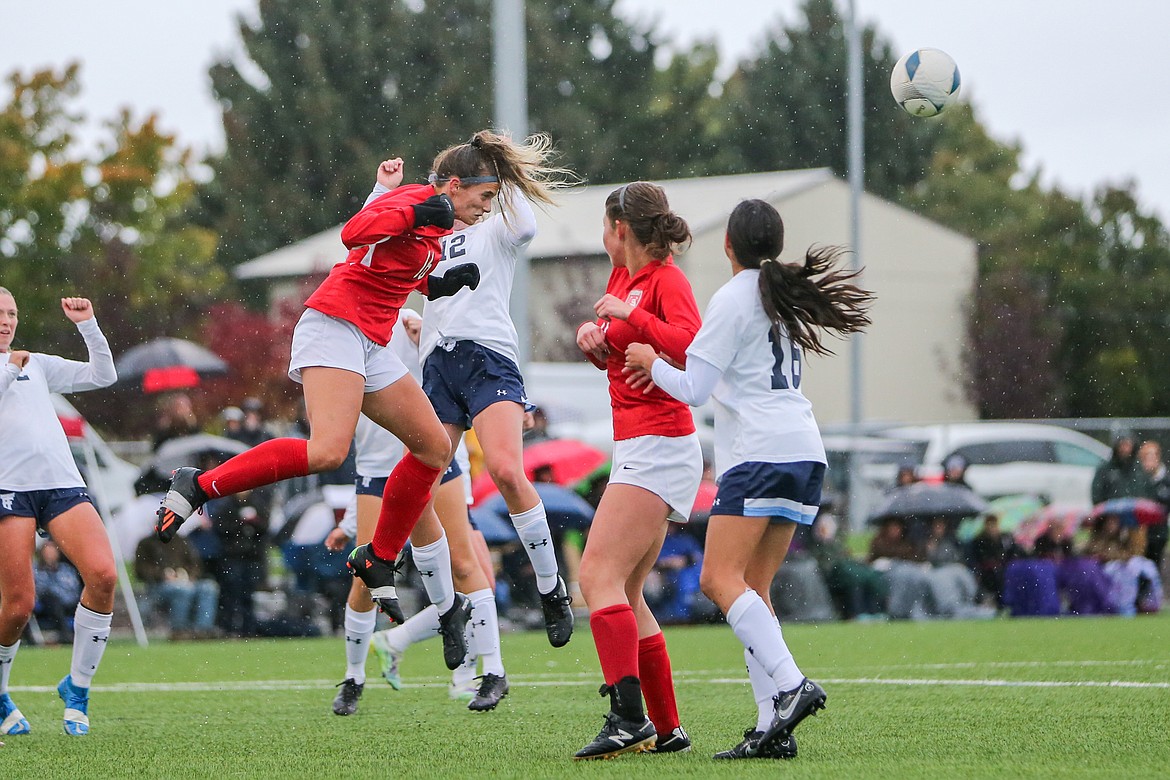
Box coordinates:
[426,263,481,300]
[412,193,455,229]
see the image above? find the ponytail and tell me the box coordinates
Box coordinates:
[728,199,873,356]
[604,181,691,260]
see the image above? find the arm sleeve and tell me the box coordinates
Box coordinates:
[341,188,420,248]
[338,494,358,540]
[362,182,391,208]
[649,354,723,407]
[500,189,537,247]
[624,271,702,364]
[41,318,118,393]
[0,362,19,394]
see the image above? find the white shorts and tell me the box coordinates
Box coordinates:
[608,433,703,524]
[288,308,409,393]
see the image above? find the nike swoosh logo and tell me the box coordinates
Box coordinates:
[776,697,799,720]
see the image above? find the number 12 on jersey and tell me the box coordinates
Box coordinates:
[767,329,801,390]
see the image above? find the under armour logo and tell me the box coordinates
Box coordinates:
[473,619,487,628]
[346,636,364,645]
[418,569,435,578]
[528,539,549,549]
[496,389,508,396]
[92,635,109,644]
[0,493,13,511]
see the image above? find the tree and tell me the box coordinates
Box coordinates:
[0,65,223,432]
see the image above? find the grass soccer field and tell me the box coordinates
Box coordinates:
[3,614,1168,779]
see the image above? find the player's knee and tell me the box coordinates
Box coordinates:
[413,435,451,470]
[1,592,35,624]
[86,565,118,599]
[485,459,525,495]
[314,445,351,473]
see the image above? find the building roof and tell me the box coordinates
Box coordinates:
[234,168,834,280]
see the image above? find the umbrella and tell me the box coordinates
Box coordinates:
[958,494,1045,541]
[1014,502,1085,550]
[867,481,989,526]
[116,338,229,393]
[145,433,249,477]
[471,438,609,504]
[468,506,519,545]
[479,482,595,533]
[1088,497,1167,527]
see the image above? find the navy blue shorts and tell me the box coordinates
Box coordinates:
[354,460,462,496]
[0,487,92,532]
[711,461,825,524]
[423,341,532,430]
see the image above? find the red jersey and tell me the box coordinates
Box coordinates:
[594,257,701,441]
[304,183,447,346]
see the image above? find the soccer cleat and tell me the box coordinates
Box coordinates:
[539,576,574,648]
[437,594,472,671]
[155,467,208,543]
[371,630,403,690]
[756,677,826,755]
[573,711,656,760]
[346,544,405,624]
[714,728,798,760]
[647,726,692,753]
[0,693,30,735]
[57,675,90,736]
[468,673,509,712]
[448,677,477,702]
[331,678,364,716]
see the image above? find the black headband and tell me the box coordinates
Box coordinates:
[428,173,499,185]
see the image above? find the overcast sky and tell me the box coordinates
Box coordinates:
[2,0,1167,221]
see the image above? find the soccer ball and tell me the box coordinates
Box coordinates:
[890,48,961,117]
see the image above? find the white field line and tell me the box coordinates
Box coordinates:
[8,672,1169,694]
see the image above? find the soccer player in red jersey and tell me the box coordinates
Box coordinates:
[155,133,552,623]
[572,182,703,759]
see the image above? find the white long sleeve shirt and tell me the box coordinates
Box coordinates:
[0,318,117,490]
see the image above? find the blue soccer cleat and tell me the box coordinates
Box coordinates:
[0,693,30,735]
[58,675,90,736]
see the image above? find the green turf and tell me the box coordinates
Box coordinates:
[3,614,1169,778]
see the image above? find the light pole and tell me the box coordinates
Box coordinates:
[846,0,866,531]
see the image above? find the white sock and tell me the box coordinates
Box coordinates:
[451,620,478,688]
[510,502,559,594]
[70,604,112,688]
[726,589,804,693]
[382,605,441,653]
[412,535,455,613]
[0,641,18,695]
[344,606,377,684]
[745,648,778,732]
[468,588,504,677]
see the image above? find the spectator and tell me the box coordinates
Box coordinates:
[941,454,972,490]
[151,391,200,449]
[1001,535,1061,617]
[894,465,918,488]
[207,488,270,637]
[1099,526,1162,616]
[868,518,932,619]
[810,513,887,620]
[232,397,274,448]
[32,541,81,644]
[522,406,554,445]
[220,406,244,439]
[967,514,1021,606]
[1056,539,1116,616]
[644,523,704,624]
[1137,440,1170,567]
[921,517,988,619]
[1091,431,1148,504]
[134,533,219,639]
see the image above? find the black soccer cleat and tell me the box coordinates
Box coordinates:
[347,544,405,624]
[573,711,656,760]
[155,467,208,543]
[647,726,691,754]
[438,593,472,670]
[756,678,826,755]
[539,576,574,648]
[714,728,798,760]
[331,678,364,716]
[468,673,509,712]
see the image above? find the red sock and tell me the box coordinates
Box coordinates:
[197,439,309,498]
[589,604,640,686]
[638,632,680,734]
[369,452,441,561]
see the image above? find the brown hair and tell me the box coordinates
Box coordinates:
[727,199,874,356]
[431,130,575,222]
[604,181,691,260]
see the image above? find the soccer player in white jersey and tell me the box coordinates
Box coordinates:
[625,199,874,760]
[418,134,576,651]
[321,309,472,715]
[0,291,119,737]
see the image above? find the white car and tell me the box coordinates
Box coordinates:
[872,422,1110,506]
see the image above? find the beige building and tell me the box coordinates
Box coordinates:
[235,168,978,427]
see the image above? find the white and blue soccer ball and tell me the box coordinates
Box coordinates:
[890,48,961,117]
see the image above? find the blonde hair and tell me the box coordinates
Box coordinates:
[431,130,576,222]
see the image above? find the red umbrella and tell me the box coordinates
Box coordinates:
[1014,502,1084,550]
[471,438,608,505]
[115,338,228,393]
[1088,498,1167,527]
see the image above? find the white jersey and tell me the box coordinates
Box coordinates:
[419,189,536,366]
[354,309,421,477]
[0,319,118,491]
[683,269,826,479]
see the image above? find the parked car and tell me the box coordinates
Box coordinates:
[51,394,139,519]
[871,422,1110,506]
